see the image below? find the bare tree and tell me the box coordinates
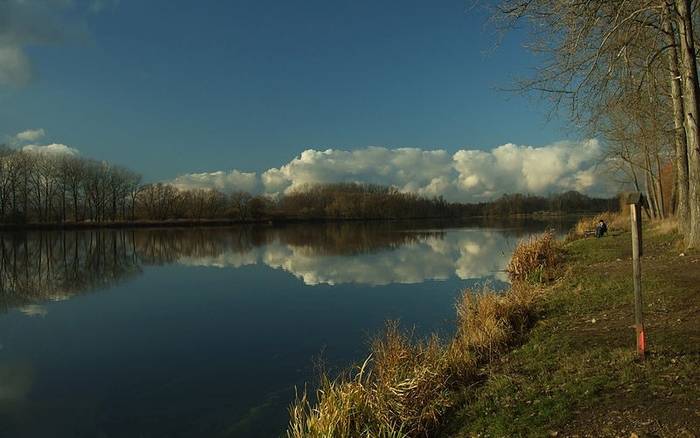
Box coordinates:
[491,0,700,246]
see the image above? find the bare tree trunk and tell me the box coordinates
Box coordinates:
[655,153,666,218]
[645,167,659,219]
[675,0,700,247]
[663,1,690,230]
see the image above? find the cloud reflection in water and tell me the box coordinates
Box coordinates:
[0,222,560,313]
[177,229,514,286]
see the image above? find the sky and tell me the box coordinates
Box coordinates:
[0,0,612,201]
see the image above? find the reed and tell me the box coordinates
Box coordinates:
[570,211,628,240]
[287,234,558,438]
[505,231,559,283]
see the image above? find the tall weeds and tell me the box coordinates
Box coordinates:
[287,234,559,438]
[505,231,559,283]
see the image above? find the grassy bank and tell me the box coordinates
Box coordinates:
[442,219,700,437]
[287,215,699,437]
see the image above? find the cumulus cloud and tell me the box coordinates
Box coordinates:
[0,0,91,86]
[14,128,45,142]
[8,128,80,156]
[22,143,79,156]
[172,140,614,202]
[260,147,456,197]
[171,170,258,193]
[452,139,607,200]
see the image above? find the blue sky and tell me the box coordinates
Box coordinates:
[0,0,575,184]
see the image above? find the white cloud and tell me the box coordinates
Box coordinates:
[452,139,606,200]
[260,147,455,196]
[14,128,45,142]
[8,128,79,156]
[22,143,79,156]
[171,139,613,202]
[171,170,258,193]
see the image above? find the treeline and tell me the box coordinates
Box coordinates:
[0,146,141,223]
[275,183,461,219]
[0,146,614,226]
[274,184,616,219]
[0,146,266,223]
[480,191,618,217]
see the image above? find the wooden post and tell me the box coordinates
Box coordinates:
[626,192,645,360]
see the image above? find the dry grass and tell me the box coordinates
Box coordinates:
[649,217,679,235]
[287,235,557,438]
[505,231,559,283]
[570,211,629,240]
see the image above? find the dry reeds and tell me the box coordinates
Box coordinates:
[287,234,557,438]
[570,212,628,240]
[650,217,678,235]
[505,231,559,283]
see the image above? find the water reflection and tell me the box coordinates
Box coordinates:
[0,221,564,313]
[0,361,33,402]
[259,229,511,285]
[0,220,574,437]
[0,231,142,314]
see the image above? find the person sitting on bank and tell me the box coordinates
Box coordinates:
[595,219,608,238]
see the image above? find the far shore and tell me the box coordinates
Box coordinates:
[0,211,600,231]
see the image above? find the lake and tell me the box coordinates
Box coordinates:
[0,219,574,437]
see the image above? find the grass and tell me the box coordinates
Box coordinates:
[287,233,559,438]
[441,216,700,437]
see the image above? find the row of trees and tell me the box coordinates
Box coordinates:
[0,146,615,225]
[274,183,461,219]
[0,146,141,223]
[0,147,269,223]
[481,191,619,217]
[490,0,700,247]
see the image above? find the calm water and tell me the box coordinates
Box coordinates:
[0,219,574,437]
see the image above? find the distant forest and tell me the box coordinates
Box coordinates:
[0,146,617,226]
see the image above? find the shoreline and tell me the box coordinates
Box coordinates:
[0,211,601,231]
[441,219,699,436]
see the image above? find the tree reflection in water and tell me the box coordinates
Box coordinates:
[0,220,568,313]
